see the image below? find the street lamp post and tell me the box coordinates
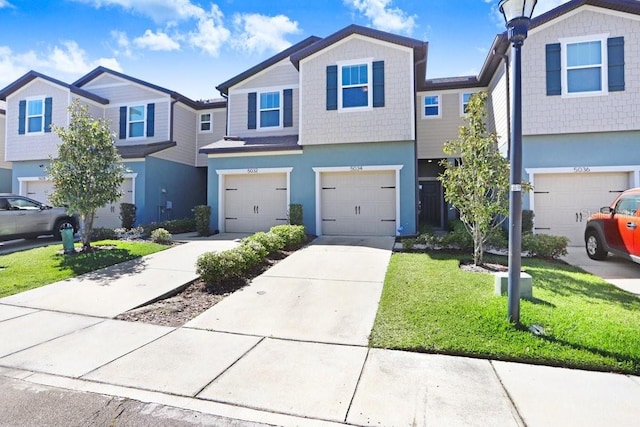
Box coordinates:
[499,0,537,324]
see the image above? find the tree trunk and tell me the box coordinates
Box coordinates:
[81,212,95,251]
[473,225,484,266]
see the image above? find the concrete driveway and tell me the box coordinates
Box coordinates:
[563,246,640,296]
[186,235,394,346]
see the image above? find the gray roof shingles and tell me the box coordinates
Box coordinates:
[200,135,301,155]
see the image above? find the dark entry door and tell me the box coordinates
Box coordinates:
[420,181,442,228]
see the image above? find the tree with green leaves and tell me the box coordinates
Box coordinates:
[49,99,125,251]
[438,91,510,266]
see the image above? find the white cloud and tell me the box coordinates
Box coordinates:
[71,0,205,23]
[188,4,230,57]
[232,13,300,55]
[110,30,133,57]
[133,29,180,51]
[0,0,14,8]
[346,0,416,35]
[0,42,121,89]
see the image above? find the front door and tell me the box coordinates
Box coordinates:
[419,181,442,229]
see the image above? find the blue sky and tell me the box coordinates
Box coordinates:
[0,0,568,100]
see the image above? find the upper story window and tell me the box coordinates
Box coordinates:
[547,35,625,97]
[461,93,473,116]
[118,103,154,140]
[18,97,52,135]
[423,95,440,118]
[200,113,212,132]
[565,39,604,94]
[27,99,44,133]
[259,91,281,128]
[128,105,146,138]
[341,63,370,108]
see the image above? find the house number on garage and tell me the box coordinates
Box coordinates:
[350,166,363,171]
[247,168,259,174]
[573,167,591,173]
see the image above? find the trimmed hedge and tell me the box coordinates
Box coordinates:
[196,225,307,288]
[151,228,172,244]
[193,205,211,236]
[523,233,568,259]
[143,218,196,235]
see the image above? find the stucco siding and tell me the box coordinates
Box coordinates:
[227,88,300,137]
[299,36,415,145]
[152,103,196,165]
[5,80,69,161]
[196,107,226,167]
[232,60,300,91]
[206,141,416,236]
[523,8,640,135]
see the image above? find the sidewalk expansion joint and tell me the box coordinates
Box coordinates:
[490,360,527,427]
[344,347,371,423]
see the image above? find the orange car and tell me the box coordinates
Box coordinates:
[584,188,640,263]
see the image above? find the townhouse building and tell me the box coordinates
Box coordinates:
[0,0,637,243]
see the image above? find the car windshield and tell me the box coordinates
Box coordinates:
[8,198,42,210]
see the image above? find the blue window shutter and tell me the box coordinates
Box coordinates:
[373,61,385,108]
[248,92,257,129]
[119,106,127,139]
[146,103,155,137]
[545,43,561,96]
[44,97,52,133]
[608,37,625,92]
[326,65,338,110]
[283,89,293,127]
[18,100,26,135]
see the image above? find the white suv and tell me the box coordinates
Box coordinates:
[0,194,77,241]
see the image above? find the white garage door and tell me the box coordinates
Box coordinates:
[534,172,630,246]
[321,170,396,236]
[25,180,54,204]
[224,173,288,233]
[25,178,134,229]
[94,178,134,229]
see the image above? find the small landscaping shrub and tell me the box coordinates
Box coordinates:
[402,238,417,250]
[522,233,568,259]
[193,205,211,236]
[241,239,269,260]
[522,210,534,235]
[144,218,196,235]
[441,220,473,251]
[114,226,144,240]
[243,232,284,255]
[196,249,246,288]
[90,227,117,241]
[288,204,303,226]
[270,224,306,250]
[150,228,172,244]
[234,243,263,269]
[119,203,136,229]
[485,227,508,250]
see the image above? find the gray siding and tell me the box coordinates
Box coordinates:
[227,87,300,137]
[299,36,415,145]
[0,113,9,168]
[487,61,509,155]
[106,100,170,143]
[233,60,300,90]
[5,80,69,161]
[153,103,197,166]
[196,107,226,167]
[522,9,640,135]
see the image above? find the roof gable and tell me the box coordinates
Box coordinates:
[216,36,322,95]
[0,70,109,104]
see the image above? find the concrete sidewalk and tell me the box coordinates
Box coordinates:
[0,236,639,426]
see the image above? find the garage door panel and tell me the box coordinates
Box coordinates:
[534,172,629,246]
[93,179,134,229]
[224,173,287,233]
[321,170,396,237]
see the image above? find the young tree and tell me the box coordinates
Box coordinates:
[438,91,510,265]
[49,99,125,251]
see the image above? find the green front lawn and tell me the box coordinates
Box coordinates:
[0,240,167,298]
[371,252,640,374]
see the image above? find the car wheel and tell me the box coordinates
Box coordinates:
[585,230,607,260]
[53,218,76,241]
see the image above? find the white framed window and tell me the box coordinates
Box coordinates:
[460,92,473,116]
[128,105,146,138]
[199,112,212,132]
[423,95,440,118]
[338,59,372,110]
[26,98,44,133]
[561,34,608,96]
[259,91,281,128]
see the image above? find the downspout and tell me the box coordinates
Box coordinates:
[220,92,229,136]
[495,49,511,158]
